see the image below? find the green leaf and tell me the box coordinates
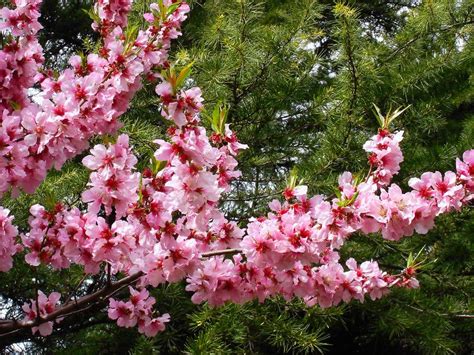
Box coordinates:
[211,101,222,133]
[158,0,167,22]
[218,103,228,133]
[125,24,140,46]
[151,156,166,174]
[287,167,299,189]
[176,61,194,88]
[386,105,411,127]
[8,100,21,111]
[138,176,143,203]
[347,190,359,205]
[166,2,182,18]
[82,8,100,23]
[372,103,385,128]
[373,104,411,129]
[101,135,116,145]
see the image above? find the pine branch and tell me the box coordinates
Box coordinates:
[383,19,474,64]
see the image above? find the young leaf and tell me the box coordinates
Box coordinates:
[176,61,194,88]
[8,100,21,111]
[151,156,167,174]
[386,105,411,127]
[372,103,385,128]
[166,2,182,18]
[211,101,222,133]
[82,8,100,23]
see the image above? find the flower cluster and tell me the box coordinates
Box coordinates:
[0,0,189,197]
[21,135,140,274]
[184,133,473,307]
[361,162,470,241]
[0,207,20,272]
[185,255,399,308]
[22,291,61,336]
[186,185,415,308]
[108,287,170,337]
[363,129,404,186]
[456,150,474,197]
[94,0,132,34]
[82,134,139,218]
[16,54,248,336]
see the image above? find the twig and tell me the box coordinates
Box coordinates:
[64,274,89,305]
[201,248,242,258]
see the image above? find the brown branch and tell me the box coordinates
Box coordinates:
[0,248,244,336]
[342,16,358,116]
[450,314,474,319]
[0,247,245,336]
[201,248,242,258]
[0,272,143,336]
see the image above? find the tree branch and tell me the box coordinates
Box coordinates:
[0,272,143,336]
[201,248,243,258]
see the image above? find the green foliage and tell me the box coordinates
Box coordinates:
[38,0,97,68]
[184,299,333,354]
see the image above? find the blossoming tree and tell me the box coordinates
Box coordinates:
[0,0,472,342]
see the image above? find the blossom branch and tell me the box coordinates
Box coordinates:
[0,272,143,336]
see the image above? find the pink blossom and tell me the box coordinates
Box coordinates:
[431,171,464,213]
[108,287,170,336]
[363,130,404,186]
[22,291,60,336]
[338,172,356,200]
[108,299,137,328]
[138,314,170,337]
[0,207,20,272]
[0,0,189,199]
[456,149,474,194]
